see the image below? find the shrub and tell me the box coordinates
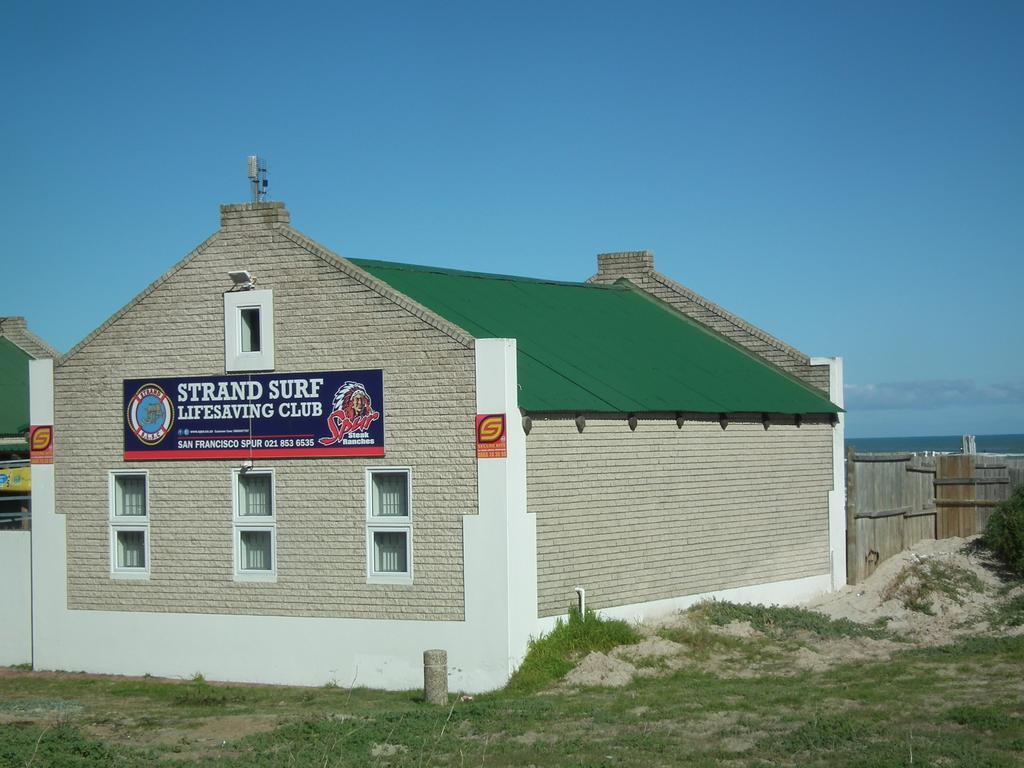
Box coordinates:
[982,486,1024,579]
[504,607,640,694]
[986,591,1024,628]
[881,559,986,615]
[690,600,891,639]
[173,676,238,706]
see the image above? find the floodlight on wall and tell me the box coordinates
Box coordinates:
[228,270,256,290]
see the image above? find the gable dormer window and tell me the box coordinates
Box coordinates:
[225,289,274,371]
[239,307,262,352]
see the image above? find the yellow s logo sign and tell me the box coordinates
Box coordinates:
[31,426,53,452]
[477,415,505,443]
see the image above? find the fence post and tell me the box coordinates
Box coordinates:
[845,446,857,585]
[423,649,448,705]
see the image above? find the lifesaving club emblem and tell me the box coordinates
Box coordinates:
[127,383,175,446]
[318,381,381,446]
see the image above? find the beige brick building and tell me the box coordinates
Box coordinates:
[25,200,845,692]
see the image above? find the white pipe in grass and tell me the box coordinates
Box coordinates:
[573,586,586,616]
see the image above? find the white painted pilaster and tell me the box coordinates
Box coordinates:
[468,339,536,676]
[29,359,56,669]
[811,355,846,590]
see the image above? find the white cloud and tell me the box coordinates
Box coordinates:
[844,379,1024,411]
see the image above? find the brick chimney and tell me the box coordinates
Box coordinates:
[219,201,290,230]
[592,250,655,283]
[0,316,28,335]
[0,316,58,359]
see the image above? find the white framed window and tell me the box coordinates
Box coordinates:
[366,468,413,585]
[109,471,150,579]
[232,468,276,581]
[224,288,275,372]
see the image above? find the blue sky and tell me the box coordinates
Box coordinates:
[2,2,1021,438]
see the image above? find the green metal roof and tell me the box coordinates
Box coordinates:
[0,337,30,437]
[352,259,840,415]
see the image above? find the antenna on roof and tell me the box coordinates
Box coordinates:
[247,155,268,202]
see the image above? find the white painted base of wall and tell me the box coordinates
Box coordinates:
[536,572,834,635]
[0,531,32,666]
[31,494,517,693]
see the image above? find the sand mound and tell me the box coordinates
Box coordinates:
[807,535,1004,645]
[790,636,905,673]
[717,620,759,639]
[560,536,1018,688]
[613,636,684,660]
[563,652,636,687]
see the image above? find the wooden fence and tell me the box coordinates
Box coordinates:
[845,450,1024,584]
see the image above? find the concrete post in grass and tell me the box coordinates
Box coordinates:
[423,649,448,704]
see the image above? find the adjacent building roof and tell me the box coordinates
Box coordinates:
[352,259,839,416]
[0,316,58,360]
[0,337,31,438]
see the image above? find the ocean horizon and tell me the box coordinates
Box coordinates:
[844,433,1024,455]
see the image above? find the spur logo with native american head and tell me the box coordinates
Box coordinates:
[318,380,381,446]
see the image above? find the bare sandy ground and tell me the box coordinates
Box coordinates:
[807,536,1020,644]
[564,536,1023,688]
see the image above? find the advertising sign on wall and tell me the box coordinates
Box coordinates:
[0,466,31,492]
[475,414,507,459]
[123,370,384,460]
[30,425,54,465]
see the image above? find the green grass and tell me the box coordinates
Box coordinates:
[654,602,891,675]
[0,723,157,767]
[504,607,640,694]
[656,615,776,664]
[771,713,864,753]
[171,677,241,707]
[945,705,1017,732]
[1,633,1023,767]
[987,590,1024,628]
[882,558,987,614]
[687,600,892,640]
[908,633,1024,662]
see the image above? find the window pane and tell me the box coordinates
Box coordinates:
[373,531,408,573]
[240,530,272,571]
[115,475,146,517]
[239,473,272,516]
[372,474,408,517]
[240,307,261,352]
[117,530,146,568]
